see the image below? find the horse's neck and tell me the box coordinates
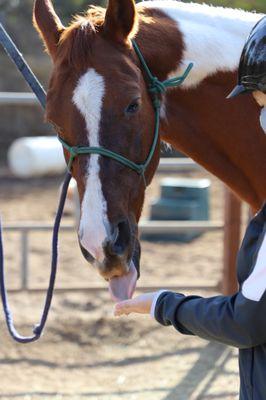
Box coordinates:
[137,2,266,209]
[138,1,262,88]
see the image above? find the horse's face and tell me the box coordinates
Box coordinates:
[34,0,160,300]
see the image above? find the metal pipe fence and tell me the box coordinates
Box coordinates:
[3,220,224,292]
[0,92,38,105]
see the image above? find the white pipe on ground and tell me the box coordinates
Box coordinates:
[7,135,201,178]
[8,136,66,178]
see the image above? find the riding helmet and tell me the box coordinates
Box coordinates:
[228,16,266,98]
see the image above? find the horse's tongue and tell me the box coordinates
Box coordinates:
[108,262,137,302]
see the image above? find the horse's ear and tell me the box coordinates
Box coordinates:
[33,0,64,61]
[104,0,138,45]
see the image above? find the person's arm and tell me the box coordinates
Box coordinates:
[115,211,266,349]
[154,290,266,349]
[154,221,266,349]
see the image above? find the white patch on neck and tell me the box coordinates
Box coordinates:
[242,230,266,301]
[73,69,109,262]
[139,1,262,88]
[260,107,266,134]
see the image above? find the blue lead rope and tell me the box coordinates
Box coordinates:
[0,173,71,343]
[0,23,71,343]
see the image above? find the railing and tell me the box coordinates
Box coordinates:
[3,220,224,292]
[0,92,38,105]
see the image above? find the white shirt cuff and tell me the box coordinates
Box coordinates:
[150,290,168,318]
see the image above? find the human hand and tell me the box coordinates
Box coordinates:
[114,292,157,316]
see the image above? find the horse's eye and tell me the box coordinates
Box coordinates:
[125,99,140,115]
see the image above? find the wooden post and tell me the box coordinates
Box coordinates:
[222,188,242,295]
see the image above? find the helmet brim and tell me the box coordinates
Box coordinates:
[227,84,250,99]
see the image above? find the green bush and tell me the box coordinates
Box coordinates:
[52,1,107,23]
[183,0,266,13]
[0,0,265,54]
[1,0,265,25]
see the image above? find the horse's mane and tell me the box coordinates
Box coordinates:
[61,6,106,41]
[57,5,151,71]
[58,7,106,71]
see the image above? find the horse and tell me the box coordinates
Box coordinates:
[33,0,266,300]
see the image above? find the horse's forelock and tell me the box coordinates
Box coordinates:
[57,7,106,71]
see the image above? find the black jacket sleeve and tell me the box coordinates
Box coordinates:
[154,206,266,350]
[154,290,266,349]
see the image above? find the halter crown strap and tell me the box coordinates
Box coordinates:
[132,40,193,95]
[59,40,193,178]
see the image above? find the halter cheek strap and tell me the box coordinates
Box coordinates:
[59,40,193,185]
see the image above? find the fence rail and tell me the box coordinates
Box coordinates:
[0,92,38,105]
[158,158,202,172]
[3,220,224,292]
[6,283,220,294]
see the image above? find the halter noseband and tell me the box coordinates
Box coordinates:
[58,40,193,183]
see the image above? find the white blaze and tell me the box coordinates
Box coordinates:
[73,68,109,261]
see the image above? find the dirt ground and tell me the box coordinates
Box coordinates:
[0,169,247,400]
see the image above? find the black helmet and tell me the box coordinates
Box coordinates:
[228,16,266,98]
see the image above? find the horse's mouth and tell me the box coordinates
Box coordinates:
[107,260,138,302]
[80,237,141,302]
[101,240,141,302]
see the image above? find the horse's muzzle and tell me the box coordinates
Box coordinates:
[79,219,137,280]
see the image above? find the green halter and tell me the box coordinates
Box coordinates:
[58,40,193,183]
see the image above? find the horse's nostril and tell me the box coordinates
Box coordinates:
[113,220,130,255]
[106,220,131,256]
[79,242,95,263]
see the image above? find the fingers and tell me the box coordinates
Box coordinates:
[114,299,137,316]
[114,292,156,317]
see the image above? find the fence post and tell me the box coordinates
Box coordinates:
[21,230,29,290]
[222,189,242,295]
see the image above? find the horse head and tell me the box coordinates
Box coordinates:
[33,0,160,300]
